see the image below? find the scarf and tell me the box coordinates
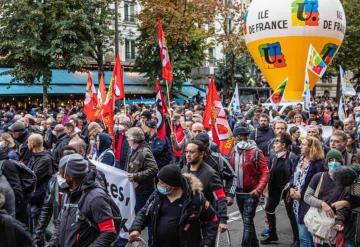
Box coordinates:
[115,133,124,161]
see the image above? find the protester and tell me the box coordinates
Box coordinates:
[289,137,325,247]
[48,154,117,247]
[129,164,219,247]
[9,121,32,163]
[182,140,229,233]
[249,113,275,157]
[114,115,130,169]
[0,187,34,247]
[289,126,302,156]
[0,132,19,160]
[125,127,158,212]
[262,133,299,246]
[330,130,358,165]
[52,124,71,165]
[94,132,116,166]
[230,126,269,247]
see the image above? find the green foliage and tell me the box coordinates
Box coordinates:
[332,0,360,85]
[0,0,113,105]
[135,0,216,87]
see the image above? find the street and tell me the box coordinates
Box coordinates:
[219,203,294,247]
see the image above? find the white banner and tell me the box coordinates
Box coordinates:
[91,160,136,239]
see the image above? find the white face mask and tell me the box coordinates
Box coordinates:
[56,173,69,189]
[39,126,45,132]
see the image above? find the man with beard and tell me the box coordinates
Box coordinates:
[52,125,71,165]
[249,113,275,157]
[182,140,229,233]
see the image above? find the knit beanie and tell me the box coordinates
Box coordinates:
[59,153,89,178]
[325,149,344,164]
[158,164,183,187]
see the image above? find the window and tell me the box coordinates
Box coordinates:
[125,39,136,60]
[124,1,135,22]
[208,48,214,60]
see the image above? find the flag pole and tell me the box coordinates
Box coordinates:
[165,80,173,133]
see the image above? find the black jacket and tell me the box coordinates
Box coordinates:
[249,127,275,156]
[52,133,71,164]
[182,162,228,224]
[95,133,115,167]
[27,150,54,186]
[130,174,219,247]
[44,129,57,150]
[0,152,24,214]
[268,152,299,199]
[14,130,32,164]
[148,134,172,169]
[204,151,236,198]
[48,170,116,247]
[0,210,33,247]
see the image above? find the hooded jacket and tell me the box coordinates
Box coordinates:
[130,174,219,247]
[229,141,270,194]
[95,133,115,167]
[14,130,31,164]
[48,170,116,247]
[27,150,54,186]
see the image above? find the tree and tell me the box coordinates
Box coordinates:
[0,0,113,107]
[214,1,257,91]
[332,0,360,87]
[135,0,217,87]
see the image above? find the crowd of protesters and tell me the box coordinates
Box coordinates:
[0,94,359,247]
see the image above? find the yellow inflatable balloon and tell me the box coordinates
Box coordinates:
[244,0,346,101]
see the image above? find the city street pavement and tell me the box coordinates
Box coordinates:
[139,202,294,247]
[218,203,294,247]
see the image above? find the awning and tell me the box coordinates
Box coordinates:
[0,68,153,95]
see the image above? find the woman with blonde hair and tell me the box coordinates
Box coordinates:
[289,136,325,247]
[0,133,19,161]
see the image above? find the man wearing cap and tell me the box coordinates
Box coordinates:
[129,164,219,247]
[142,120,172,169]
[1,111,16,133]
[48,154,117,247]
[229,126,269,247]
[182,140,229,233]
[9,121,32,164]
[125,127,158,212]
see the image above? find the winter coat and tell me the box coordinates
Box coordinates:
[48,170,117,247]
[4,148,19,161]
[14,130,31,164]
[125,141,158,196]
[229,143,270,194]
[115,131,130,170]
[52,133,71,165]
[130,174,219,247]
[148,134,172,169]
[44,129,57,150]
[0,210,33,247]
[182,162,228,224]
[95,133,115,167]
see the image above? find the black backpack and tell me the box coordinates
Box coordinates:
[0,160,37,195]
[77,188,123,235]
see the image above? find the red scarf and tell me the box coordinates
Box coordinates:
[115,133,124,161]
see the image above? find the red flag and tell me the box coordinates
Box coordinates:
[155,80,168,140]
[83,72,98,122]
[203,79,234,156]
[98,72,107,104]
[113,54,125,100]
[157,18,173,85]
[102,70,115,149]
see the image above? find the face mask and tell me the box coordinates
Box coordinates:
[39,126,45,132]
[56,173,69,189]
[157,184,171,195]
[90,140,95,146]
[0,141,4,150]
[328,161,342,171]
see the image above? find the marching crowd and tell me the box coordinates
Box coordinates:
[0,95,360,247]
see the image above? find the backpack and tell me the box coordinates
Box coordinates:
[0,160,37,195]
[77,188,123,235]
